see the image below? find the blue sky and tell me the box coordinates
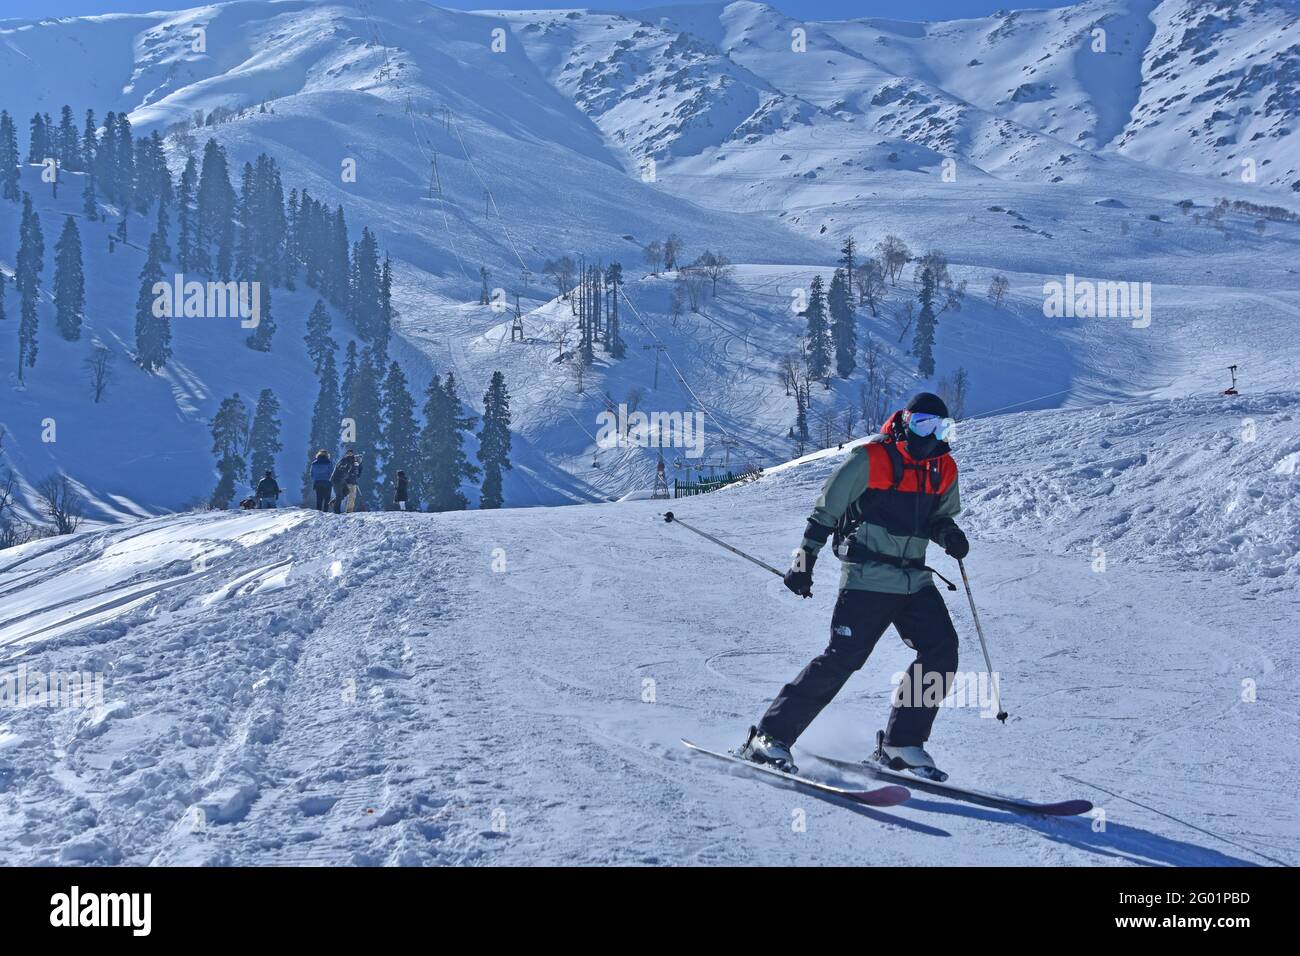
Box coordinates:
[2,1,1076,24]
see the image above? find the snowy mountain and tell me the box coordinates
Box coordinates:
[0,0,1298,511]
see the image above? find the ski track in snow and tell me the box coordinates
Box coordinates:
[2,399,1296,865]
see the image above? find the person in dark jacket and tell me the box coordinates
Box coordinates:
[395,470,409,511]
[309,450,333,511]
[255,470,281,509]
[330,449,362,513]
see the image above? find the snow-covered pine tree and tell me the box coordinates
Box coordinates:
[912,267,938,379]
[805,274,831,383]
[209,393,250,508]
[829,267,855,379]
[0,111,20,203]
[176,156,197,270]
[53,216,85,342]
[81,109,97,172]
[343,345,384,508]
[154,199,171,263]
[418,372,478,512]
[478,371,512,510]
[16,193,44,381]
[380,360,421,511]
[57,106,81,172]
[134,230,171,372]
[247,388,283,487]
[82,168,99,221]
[245,272,274,352]
[196,138,236,280]
[304,300,336,375]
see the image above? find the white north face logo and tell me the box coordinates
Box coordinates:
[834,625,853,637]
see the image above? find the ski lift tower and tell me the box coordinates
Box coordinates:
[510,294,525,342]
[1223,364,1240,396]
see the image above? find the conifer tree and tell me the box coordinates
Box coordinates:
[57,106,81,171]
[134,230,171,372]
[82,167,99,220]
[829,267,855,379]
[209,393,250,508]
[912,267,938,379]
[804,274,831,383]
[245,272,275,352]
[53,216,85,342]
[197,138,235,280]
[418,372,478,512]
[343,345,384,508]
[15,193,44,381]
[247,388,283,486]
[0,111,20,202]
[81,109,98,172]
[380,360,421,511]
[304,300,336,375]
[477,371,512,510]
[176,156,199,271]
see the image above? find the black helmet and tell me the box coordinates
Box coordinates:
[906,391,949,418]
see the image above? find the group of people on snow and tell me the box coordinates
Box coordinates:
[249,449,409,514]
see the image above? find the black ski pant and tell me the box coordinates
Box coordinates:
[313,481,332,512]
[758,587,959,748]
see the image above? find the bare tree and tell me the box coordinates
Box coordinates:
[669,284,685,327]
[543,256,576,305]
[778,353,798,396]
[643,240,664,275]
[84,345,113,403]
[696,251,735,295]
[854,257,885,315]
[36,474,85,535]
[678,266,708,312]
[987,275,1010,308]
[876,234,911,284]
[859,337,893,428]
[893,299,915,343]
[663,234,683,271]
[912,249,967,319]
[936,367,971,419]
[625,385,646,415]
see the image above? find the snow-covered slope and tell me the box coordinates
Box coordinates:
[1,0,1298,518]
[1,394,1295,864]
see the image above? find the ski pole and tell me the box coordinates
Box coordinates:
[661,512,784,579]
[957,559,1009,723]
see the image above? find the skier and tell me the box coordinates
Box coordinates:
[394,469,409,511]
[741,392,969,781]
[255,470,281,509]
[309,450,333,512]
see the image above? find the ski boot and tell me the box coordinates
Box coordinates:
[736,725,798,774]
[872,730,947,782]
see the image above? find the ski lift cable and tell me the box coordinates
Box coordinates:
[618,286,746,453]
[448,116,529,273]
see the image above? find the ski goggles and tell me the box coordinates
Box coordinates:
[906,411,956,441]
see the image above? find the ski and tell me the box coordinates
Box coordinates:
[807,752,1092,817]
[681,739,911,808]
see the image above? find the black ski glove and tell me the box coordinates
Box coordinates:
[783,550,816,598]
[944,528,970,560]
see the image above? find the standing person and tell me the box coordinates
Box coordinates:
[255,470,281,509]
[309,450,333,512]
[740,392,969,781]
[394,470,409,511]
[330,449,362,514]
[346,452,363,512]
